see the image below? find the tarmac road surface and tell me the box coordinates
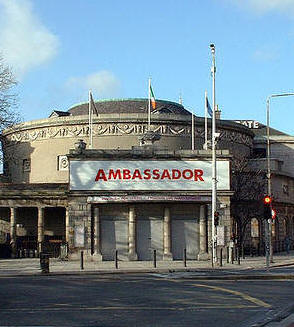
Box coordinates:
[1,273,294,327]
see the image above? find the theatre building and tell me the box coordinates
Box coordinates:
[0,98,292,260]
[67,144,231,260]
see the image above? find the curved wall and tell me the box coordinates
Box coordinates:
[2,111,254,184]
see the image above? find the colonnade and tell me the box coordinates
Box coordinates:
[91,204,208,261]
[8,207,68,255]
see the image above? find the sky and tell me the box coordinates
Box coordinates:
[0,0,294,135]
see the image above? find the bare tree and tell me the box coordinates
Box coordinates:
[230,153,267,247]
[0,56,20,130]
[0,56,20,179]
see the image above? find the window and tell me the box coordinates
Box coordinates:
[22,159,31,172]
[251,218,259,238]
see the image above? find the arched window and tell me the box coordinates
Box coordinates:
[251,218,259,238]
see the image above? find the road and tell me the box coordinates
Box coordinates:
[1,272,294,327]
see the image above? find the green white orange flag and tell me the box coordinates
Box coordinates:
[150,84,156,110]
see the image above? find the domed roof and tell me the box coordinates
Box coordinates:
[68,98,191,116]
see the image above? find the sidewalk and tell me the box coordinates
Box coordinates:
[1,251,294,278]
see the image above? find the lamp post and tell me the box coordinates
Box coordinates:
[266,93,294,267]
[210,43,218,265]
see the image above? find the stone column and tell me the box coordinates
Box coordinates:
[10,207,17,258]
[38,207,45,253]
[93,206,102,260]
[65,207,70,245]
[128,206,138,261]
[198,205,209,260]
[163,207,172,260]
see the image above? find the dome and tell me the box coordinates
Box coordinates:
[68,98,191,116]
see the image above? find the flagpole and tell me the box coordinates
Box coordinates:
[88,90,93,149]
[210,44,217,265]
[148,78,151,130]
[204,90,208,150]
[191,110,195,150]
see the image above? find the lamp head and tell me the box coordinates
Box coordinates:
[210,44,215,53]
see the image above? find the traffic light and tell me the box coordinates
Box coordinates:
[263,196,272,220]
[214,211,220,226]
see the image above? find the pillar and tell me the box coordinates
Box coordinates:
[38,207,44,253]
[65,207,70,245]
[10,207,17,258]
[128,206,138,260]
[93,206,102,260]
[163,207,172,260]
[198,205,210,260]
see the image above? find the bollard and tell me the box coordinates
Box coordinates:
[40,252,50,274]
[211,250,214,268]
[227,247,229,263]
[234,247,238,260]
[183,248,187,267]
[153,249,157,268]
[231,248,234,264]
[220,248,223,267]
[115,250,118,269]
[80,251,84,270]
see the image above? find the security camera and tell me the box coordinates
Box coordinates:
[210,43,215,49]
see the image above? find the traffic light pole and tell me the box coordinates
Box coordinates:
[266,98,273,266]
[264,196,272,269]
[265,219,270,269]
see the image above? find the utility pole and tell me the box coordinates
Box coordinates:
[210,43,218,265]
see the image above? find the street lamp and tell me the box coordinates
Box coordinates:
[266,93,294,268]
[210,43,218,265]
[266,93,294,195]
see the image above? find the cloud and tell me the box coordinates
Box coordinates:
[230,0,294,15]
[65,71,121,98]
[0,0,59,78]
[253,46,279,61]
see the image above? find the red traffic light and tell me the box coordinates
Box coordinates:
[263,196,272,204]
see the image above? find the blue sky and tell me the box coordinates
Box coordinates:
[0,0,294,135]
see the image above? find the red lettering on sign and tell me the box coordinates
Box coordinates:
[123,169,131,179]
[94,167,205,183]
[194,169,204,181]
[132,169,142,179]
[161,169,171,179]
[95,169,107,181]
[172,169,181,179]
[143,169,151,180]
[108,169,122,180]
[153,169,160,180]
[183,169,193,180]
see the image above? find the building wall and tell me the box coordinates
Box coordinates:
[2,113,253,184]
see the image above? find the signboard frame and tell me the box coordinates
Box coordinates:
[70,160,230,192]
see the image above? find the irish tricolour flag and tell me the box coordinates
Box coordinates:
[149,84,156,110]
